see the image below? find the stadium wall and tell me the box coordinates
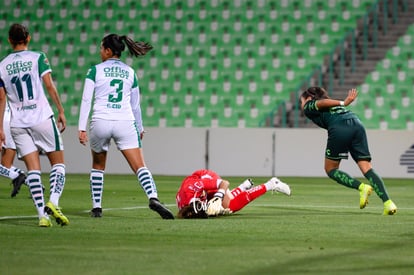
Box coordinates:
[26,127,414,178]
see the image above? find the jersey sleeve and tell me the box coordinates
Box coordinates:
[78,78,95,131]
[37,52,52,78]
[303,100,320,117]
[85,66,97,82]
[132,73,139,88]
[78,66,97,130]
[130,73,144,132]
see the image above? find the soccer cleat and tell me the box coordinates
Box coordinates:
[44,201,69,226]
[383,200,397,215]
[11,173,26,197]
[149,198,175,219]
[38,216,52,227]
[91,207,103,218]
[266,177,291,196]
[358,183,373,209]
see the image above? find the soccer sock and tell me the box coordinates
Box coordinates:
[0,164,19,180]
[49,164,66,206]
[137,167,158,199]
[327,169,361,189]
[237,179,253,191]
[228,184,267,213]
[364,168,390,202]
[11,166,24,175]
[27,170,46,218]
[90,169,104,209]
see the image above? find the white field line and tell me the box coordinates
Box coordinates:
[1,203,413,220]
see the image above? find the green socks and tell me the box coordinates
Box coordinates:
[327,169,361,189]
[364,169,390,202]
[328,168,390,202]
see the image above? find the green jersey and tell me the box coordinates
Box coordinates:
[303,100,357,129]
[303,99,370,161]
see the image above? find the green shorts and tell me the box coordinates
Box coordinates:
[325,118,371,162]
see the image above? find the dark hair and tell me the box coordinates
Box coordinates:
[177,201,208,219]
[300,87,330,100]
[8,23,30,46]
[102,34,153,58]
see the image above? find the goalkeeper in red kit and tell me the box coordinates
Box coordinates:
[175,169,291,218]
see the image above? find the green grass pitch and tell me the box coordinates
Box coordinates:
[0,174,413,275]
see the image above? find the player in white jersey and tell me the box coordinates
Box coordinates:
[0,23,69,227]
[0,79,27,197]
[78,33,174,219]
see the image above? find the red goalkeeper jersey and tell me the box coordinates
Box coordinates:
[176,169,222,210]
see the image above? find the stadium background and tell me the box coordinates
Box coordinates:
[1,0,413,177]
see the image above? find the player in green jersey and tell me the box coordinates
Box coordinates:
[300,87,397,215]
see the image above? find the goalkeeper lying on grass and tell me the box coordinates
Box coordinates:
[175,169,291,218]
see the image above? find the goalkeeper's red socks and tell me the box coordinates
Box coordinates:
[228,184,267,212]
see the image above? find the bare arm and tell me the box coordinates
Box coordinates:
[217,179,230,192]
[43,72,66,132]
[316,88,358,109]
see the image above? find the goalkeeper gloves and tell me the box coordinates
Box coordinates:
[206,189,225,216]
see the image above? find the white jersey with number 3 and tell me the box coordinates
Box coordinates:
[0,50,54,127]
[78,58,143,132]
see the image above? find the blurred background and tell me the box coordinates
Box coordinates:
[1,0,412,130]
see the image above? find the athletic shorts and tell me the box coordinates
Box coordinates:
[11,116,64,157]
[3,118,16,150]
[326,118,371,162]
[89,120,141,153]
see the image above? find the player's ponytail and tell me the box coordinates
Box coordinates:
[102,34,153,58]
[120,35,153,57]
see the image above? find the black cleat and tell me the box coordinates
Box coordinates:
[91,207,102,218]
[149,198,174,219]
[11,173,26,197]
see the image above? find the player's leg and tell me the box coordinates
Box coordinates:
[118,128,159,199]
[325,158,362,189]
[357,160,397,215]
[12,127,51,226]
[352,127,396,214]
[324,125,364,189]
[324,130,366,195]
[88,119,113,217]
[89,150,107,217]
[325,158,373,209]
[46,150,65,204]
[32,118,69,226]
[121,148,174,219]
[1,147,26,197]
[89,120,121,217]
[226,178,290,213]
[2,120,27,197]
[223,179,254,207]
[23,151,52,226]
[230,179,254,194]
[116,121,174,219]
